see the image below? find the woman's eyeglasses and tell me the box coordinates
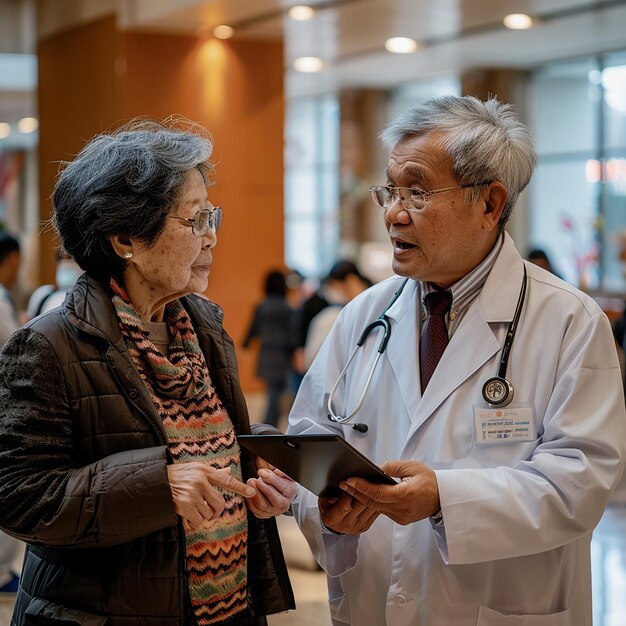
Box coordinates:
[168,206,223,237]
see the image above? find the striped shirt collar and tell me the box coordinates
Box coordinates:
[421,233,504,333]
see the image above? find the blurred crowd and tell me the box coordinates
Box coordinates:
[242,260,372,429]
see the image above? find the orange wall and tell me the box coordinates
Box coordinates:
[38,15,285,391]
[37,16,120,281]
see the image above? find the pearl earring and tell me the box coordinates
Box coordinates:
[124,252,133,259]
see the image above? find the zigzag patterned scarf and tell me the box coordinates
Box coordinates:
[110,278,251,626]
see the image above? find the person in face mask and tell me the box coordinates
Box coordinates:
[25,249,83,320]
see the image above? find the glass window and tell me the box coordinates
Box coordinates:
[285,99,317,168]
[602,155,626,292]
[390,77,461,120]
[285,169,317,218]
[285,217,319,278]
[529,59,599,157]
[285,95,340,278]
[529,159,599,288]
[529,53,626,294]
[603,52,626,153]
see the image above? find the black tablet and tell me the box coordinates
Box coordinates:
[238,433,397,498]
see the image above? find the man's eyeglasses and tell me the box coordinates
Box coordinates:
[168,206,223,237]
[369,182,492,212]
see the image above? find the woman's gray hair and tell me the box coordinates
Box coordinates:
[380,95,536,228]
[53,117,214,280]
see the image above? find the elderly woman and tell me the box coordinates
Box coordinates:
[0,119,296,625]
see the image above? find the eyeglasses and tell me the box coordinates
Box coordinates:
[168,206,223,236]
[369,182,492,212]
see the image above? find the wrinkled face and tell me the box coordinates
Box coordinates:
[128,168,216,301]
[385,132,495,287]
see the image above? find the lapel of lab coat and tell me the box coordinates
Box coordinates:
[384,233,527,438]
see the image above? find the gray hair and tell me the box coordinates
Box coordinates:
[380,95,536,227]
[53,117,214,280]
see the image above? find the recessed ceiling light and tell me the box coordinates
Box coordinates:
[503,13,534,29]
[289,5,314,21]
[384,37,419,54]
[17,117,38,133]
[0,123,10,139]
[213,24,235,39]
[293,56,324,72]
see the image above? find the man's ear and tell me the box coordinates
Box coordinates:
[482,182,508,231]
[109,235,133,259]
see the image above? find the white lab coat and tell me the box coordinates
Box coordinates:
[288,234,626,626]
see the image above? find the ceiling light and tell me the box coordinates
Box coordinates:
[213,25,234,39]
[293,56,324,73]
[289,5,314,21]
[0,123,10,139]
[17,117,38,133]
[503,13,534,29]
[384,37,419,54]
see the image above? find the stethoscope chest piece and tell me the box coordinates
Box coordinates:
[482,376,514,407]
[480,264,528,409]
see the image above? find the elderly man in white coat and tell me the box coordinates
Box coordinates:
[287,95,626,626]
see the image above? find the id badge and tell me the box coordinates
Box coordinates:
[473,404,535,443]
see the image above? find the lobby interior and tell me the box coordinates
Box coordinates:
[2,1,626,624]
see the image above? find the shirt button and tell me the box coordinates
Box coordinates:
[394,594,407,607]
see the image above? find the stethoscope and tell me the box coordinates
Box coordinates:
[327,266,528,433]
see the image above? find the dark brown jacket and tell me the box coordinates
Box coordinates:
[0,275,294,625]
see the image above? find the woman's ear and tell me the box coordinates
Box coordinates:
[482,182,508,231]
[109,235,134,260]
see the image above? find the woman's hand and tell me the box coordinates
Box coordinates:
[167,461,256,531]
[245,467,298,518]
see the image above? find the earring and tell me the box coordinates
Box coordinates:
[124,252,133,259]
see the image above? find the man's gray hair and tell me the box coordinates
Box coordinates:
[380,95,536,227]
[53,117,214,280]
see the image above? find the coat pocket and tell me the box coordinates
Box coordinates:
[24,597,108,625]
[477,604,571,625]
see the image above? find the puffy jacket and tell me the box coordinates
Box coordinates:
[0,274,295,625]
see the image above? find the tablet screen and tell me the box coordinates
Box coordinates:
[238,433,396,498]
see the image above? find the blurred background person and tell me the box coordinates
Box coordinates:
[0,233,20,345]
[243,269,295,428]
[304,260,372,369]
[25,249,82,321]
[527,247,562,278]
[292,260,372,377]
[0,119,296,624]
[290,273,328,388]
[0,232,22,595]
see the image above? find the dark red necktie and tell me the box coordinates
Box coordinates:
[420,290,453,392]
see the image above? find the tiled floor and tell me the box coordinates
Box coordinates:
[268,516,331,626]
[591,505,626,626]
